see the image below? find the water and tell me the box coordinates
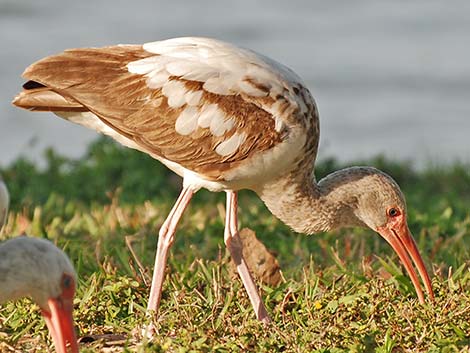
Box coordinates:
[1,0,469,168]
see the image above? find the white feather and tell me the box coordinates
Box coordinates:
[134,37,306,101]
[146,70,170,89]
[127,56,168,75]
[184,90,203,106]
[210,115,235,137]
[198,104,221,129]
[166,61,209,77]
[162,80,187,108]
[274,116,285,132]
[181,67,219,82]
[215,132,247,156]
[175,106,199,135]
[203,76,231,95]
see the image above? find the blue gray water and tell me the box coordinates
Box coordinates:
[1,0,469,167]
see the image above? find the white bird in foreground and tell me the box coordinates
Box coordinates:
[13,37,434,325]
[0,236,78,353]
[0,177,9,229]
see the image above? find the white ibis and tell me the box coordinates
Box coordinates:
[0,177,8,229]
[13,37,434,325]
[0,236,78,353]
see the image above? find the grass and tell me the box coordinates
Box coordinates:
[1,137,470,352]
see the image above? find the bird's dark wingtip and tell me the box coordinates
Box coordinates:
[22,80,46,90]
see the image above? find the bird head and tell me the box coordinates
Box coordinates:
[318,166,433,303]
[348,167,434,303]
[0,237,78,353]
[40,272,78,353]
[34,240,78,353]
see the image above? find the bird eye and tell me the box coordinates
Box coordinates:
[60,273,75,299]
[388,207,400,217]
[61,274,73,289]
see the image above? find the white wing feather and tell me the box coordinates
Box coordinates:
[128,37,306,101]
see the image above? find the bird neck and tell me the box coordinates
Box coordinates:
[257,167,366,234]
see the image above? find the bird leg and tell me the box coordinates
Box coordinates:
[146,187,194,318]
[224,191,271,323]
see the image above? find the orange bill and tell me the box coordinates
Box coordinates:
[377,218,434,303]
[42,297,78,353]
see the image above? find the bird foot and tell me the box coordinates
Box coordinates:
[140,322,157,340]
[261,316,272,326]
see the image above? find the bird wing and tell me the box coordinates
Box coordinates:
[14,37,318,179]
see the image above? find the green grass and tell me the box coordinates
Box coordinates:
[1,137,470,352]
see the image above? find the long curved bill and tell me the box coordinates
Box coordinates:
[377,222,434,303]
[42,298,79,353]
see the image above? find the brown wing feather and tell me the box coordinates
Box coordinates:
[14,45,284,179]
[13,87,87,112]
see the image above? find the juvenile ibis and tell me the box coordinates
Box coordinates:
[12,37,434,324]
[0,177,8,229]
[0,236,78,353]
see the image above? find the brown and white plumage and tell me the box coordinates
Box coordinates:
[13,37,433,327]
[0,236,78,353]
[13,38,316,188]
[0,177,8,229]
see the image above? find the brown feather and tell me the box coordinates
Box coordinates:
[13,45,285,179]
[13,86,87,112]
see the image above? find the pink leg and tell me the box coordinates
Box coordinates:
[225,191,271,323]
[147,187,194,316]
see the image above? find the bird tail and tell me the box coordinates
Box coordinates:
[12,80,87,112]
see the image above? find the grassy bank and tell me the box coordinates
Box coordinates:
[1,138,469,352]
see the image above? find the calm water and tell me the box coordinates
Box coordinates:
[1,0,469,167]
